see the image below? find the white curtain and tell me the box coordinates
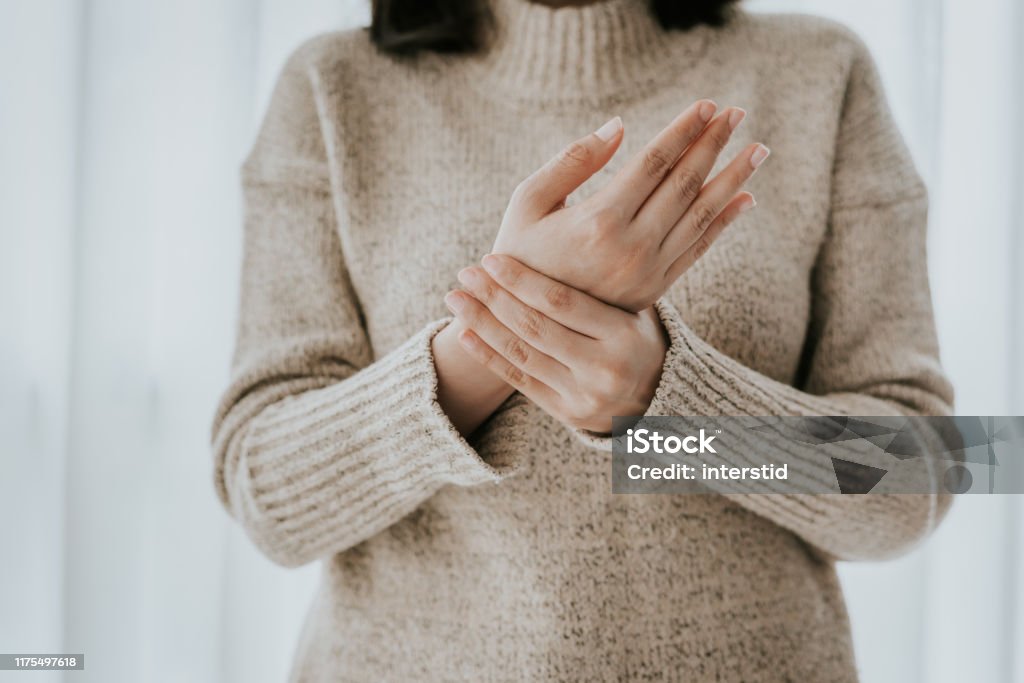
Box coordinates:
[1,1,1021,682]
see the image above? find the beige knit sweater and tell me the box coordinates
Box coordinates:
[212,0,955,680]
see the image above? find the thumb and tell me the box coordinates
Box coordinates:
[514,116,623,218]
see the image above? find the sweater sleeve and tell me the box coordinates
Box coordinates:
[578,34,955,562]
[211,40,514,568]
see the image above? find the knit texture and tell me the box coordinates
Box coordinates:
[211,1,955,680]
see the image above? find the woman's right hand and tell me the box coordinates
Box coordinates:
[490,100,769,312]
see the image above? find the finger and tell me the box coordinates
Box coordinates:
[635,107,747,239]
[444,290,572,391]
[457,266,589,362]
[661,143,768,256]
[665,192,756,283]
[480,254,632,339]
[512,117,624,221]
[606,99,717,215]
[455,327,563,410]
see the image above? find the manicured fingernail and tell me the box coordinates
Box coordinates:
[750,144,770,169]
[457,267,480,287]
[594,116,622,142]
[728,108,746,131]
[481,254,503,276]
[444,291,466,313]
[739,195,757,213]
[698,100,716,123]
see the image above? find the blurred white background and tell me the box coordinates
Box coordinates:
[1,0,1022,681]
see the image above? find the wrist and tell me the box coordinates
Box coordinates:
[434,320,515,403]
[633,307,669,411]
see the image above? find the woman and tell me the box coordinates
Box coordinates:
[212,0,954,679]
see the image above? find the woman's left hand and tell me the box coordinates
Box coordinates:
[444,254,668,435]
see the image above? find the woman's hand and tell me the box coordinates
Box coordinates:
[492,100,767,312]
[444,254,668,435]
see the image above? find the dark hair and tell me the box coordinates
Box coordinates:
[370,0,740,54]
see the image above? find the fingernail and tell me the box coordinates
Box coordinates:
[750,144,770,169]
[457,329,479,351]
[739,195,757,213]
[594,116,622,142]
[457,267,480,287]
[481,254,503,276]
[444,291,466,313]
[728,108,746,131]
[698,100,717,123]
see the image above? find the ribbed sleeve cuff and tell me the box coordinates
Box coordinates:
[576,297,838,448]
[572,300,946,561]
[232,319,513,563]
[574,299,852,471]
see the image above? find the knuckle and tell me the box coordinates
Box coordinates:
[504,337,530,365]
[642,147,673,179]
[511,178,529,199]
[691,202,718,231]
[475,280,497,303]
[601,360,627,385]
[692,234,714,259]
[511,177,540,207]
[544,283,576,311]
[673,168,704,203]
[517,308,545,339]
[503,363,526,386]
[559,141,592,168]
[588,205,623,234]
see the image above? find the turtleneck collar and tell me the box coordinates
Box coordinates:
[457,0,712,107]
